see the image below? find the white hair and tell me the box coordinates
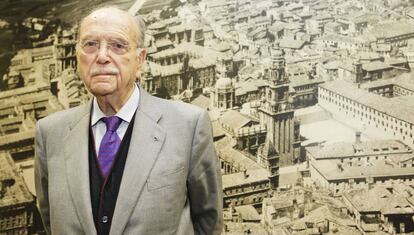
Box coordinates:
[78,6,146,48]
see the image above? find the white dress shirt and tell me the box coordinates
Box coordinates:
[91,84,140,154]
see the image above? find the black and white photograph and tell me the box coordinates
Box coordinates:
[0,0,414,234]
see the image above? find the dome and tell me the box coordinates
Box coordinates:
[215,77,233,89]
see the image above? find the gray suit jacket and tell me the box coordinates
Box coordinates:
[34,87,223,235]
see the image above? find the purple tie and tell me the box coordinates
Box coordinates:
[98,116,122,178]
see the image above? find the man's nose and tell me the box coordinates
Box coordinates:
[96,43,110,64]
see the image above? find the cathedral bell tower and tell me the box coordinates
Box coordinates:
[257,137,279,189]
[258,49,300,167]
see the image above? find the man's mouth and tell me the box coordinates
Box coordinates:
[93,73,116,76]
[91,68,119,77]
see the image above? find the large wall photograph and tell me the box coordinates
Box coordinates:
[1,0,414,234]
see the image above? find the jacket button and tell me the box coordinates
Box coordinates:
[102,216,109,224]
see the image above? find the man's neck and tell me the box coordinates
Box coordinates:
[96,86,135,116]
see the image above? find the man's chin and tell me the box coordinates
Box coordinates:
[92,74,117,80]
[89,86,116,97]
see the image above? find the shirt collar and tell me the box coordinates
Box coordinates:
[91,84,140,126]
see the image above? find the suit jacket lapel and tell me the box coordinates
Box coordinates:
[110,87,165,235]
[63,100,97,235]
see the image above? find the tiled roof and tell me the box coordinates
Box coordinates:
[154,39,173,48]
[311,158,414,180]
[290,75,324,87]
[223,222,268,235]
[235,81,259,96]
[320,80,414,124]
[235,205,261,221]
[215,137,262,171]
[362,61,392,72]
[279,39,306,49]
[0,130,35,146]
[0,152,33,208]
[320,34,364,44]
[308,139,410,159]
[360,73,414,92]
[190,95,210,109]
[220,110,258,131]
[222,168,269,188]
[344,185,414,214]
[211,120,225,139]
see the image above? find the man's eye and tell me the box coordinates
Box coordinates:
[113,43,127,49]
[84,41,98,47]
[109,42,129,54]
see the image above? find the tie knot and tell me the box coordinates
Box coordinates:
[103,116,122,132]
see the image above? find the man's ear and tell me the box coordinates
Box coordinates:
[137,48,147,64]
[136,48,147,80]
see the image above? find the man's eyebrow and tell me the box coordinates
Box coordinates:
[79,34,129,43]
[107,38,129,44]
[79,34,96,41]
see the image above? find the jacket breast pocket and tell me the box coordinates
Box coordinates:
[147,166,185,191]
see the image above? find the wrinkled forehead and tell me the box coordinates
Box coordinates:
[79,8,138,43]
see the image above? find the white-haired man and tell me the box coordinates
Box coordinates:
[35,6,223,235]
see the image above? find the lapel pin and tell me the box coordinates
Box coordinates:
[153,136,158,142]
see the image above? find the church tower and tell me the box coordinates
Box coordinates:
[257,137,279,189]
[258,49,300,167]
[212,76,235,111]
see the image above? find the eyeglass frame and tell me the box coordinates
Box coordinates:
[77,38,141,55]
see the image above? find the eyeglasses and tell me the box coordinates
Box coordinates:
[79,39,132,55]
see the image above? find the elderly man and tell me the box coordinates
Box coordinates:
[34,6,223,235]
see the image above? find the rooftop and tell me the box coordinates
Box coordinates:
[0,84,49,100]
[0,130,35,147]
[351,51,383,61]
[320,34,365,45]
[0,152,34,208]
[320,80,414,125]
[235,81,259,96]
[215,137,263,172]
[169,24,188,34]
[344,184,414,215]
[311,158,414,181]
[364,21,414,42]
[234,205,261,221]
[222,168,269,188]
[223,222,268,235]
[151,42,222,61]
[154,38,173,48]
[159,63,183,77]
[147,21,166,30]
[190,95,210,109]
[360,72,414,92]
[290,74,324,87]
[211,120,226,139]
[220,110,259,132]
[362,61,392,72]
[190,56,215,69]
[321,60,340,70]
[279,38,306,49]
[314,12,333,21]
[239,64,266,81]
[289,205,357,234]
[307,139,411,160]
